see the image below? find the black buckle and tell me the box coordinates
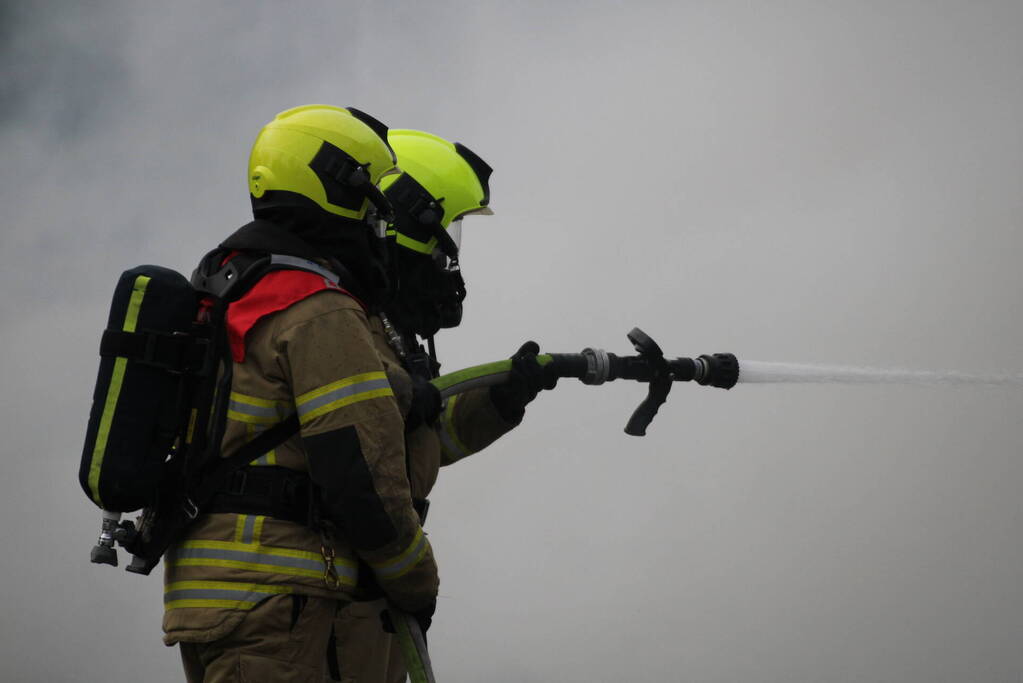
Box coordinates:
[142,330,212,375]
[329,158,369,187]
[225,469,248,495]
[142,331,182,372]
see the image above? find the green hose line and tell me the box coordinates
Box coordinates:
[392,607,435,683]
[431,354,554,399]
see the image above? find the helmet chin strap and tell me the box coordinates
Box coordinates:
[363,182,395,223]
[426,335,440,375]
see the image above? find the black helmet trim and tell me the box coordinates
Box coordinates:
[308,140,395,219]
[386,173,444,225]
[386,173,459,260]
[454,142,492,206]
[346,106,397,164]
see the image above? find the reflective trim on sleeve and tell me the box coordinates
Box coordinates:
[87,274,151,506]
[166,540,357,585]
[164,580,291,610]
[228,392,287,425]
[295,371,393,425]
[368,527,431,581]
[437,394,471,462]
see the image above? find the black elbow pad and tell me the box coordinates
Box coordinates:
[304,426,399,550]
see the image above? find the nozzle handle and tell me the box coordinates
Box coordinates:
[624,375,671,436]
[623,327,673,436]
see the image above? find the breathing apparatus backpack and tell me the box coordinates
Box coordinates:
[79,249,336,574]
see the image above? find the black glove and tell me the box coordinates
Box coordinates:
[489,341,558,423]
[380,601,435,637]
[405,375,442,432]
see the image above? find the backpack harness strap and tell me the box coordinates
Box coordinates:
[191,412,302,518]
[99,328,212,375]
[187,252,356,524]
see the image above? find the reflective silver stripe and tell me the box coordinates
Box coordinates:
[172,546,321,572]
[437,421,469,461]
[228,400,280,420]
[164,587,276,605]
[437,396,471,461]
[297,378,391,420]
[171,546,329,574]
[270,254,339,283]
[374,532,429,580]
[241,515,257,545]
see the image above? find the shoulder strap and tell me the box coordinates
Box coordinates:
[192,248,352,300]
[192,413,301,509]
[185,247,348,507]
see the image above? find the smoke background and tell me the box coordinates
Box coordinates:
[3,1,1022,680]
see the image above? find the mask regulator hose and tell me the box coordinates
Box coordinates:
[431,327,738,436]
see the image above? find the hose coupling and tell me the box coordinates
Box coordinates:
[581,347,611,385]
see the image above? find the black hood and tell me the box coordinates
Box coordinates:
[220,208,389,305]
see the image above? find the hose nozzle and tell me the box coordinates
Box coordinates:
[695,353,739,389]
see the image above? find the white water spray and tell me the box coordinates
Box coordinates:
[737,360,1023,387]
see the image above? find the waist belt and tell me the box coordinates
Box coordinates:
[205,466,313,525]
[204,466,431,527]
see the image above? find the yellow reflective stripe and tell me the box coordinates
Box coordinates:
[230,392,278,408]
[247,424,278,466]
[227,413,279,426]
[164,580,291,610]
[178,539,328,560]
[228,391,286,425]
[165,599,261,609]
[296,371,389,404]
[88,274,151,506]
[369,527,430,580]
[185,407,198,444]
[167,540,357,584]
[437,395,471,462]
[394,231,437,255]
[295,372,393,425]
[232,514,264,545]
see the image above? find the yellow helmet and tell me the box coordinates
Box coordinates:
[380,129,493,256]
[248,105,397,221]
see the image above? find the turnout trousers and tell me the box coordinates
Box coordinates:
[179,594,340,683]
[329,599,406,683]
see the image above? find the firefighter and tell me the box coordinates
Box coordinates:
[163,105,440,682]
[327,129,556,682]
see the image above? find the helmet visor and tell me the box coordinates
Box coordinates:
[431,219,463,270]
[446,219,463,253]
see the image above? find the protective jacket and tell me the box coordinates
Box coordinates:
[329,318,518,682]
[163,271,440,645]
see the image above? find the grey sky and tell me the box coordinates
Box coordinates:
[3,1,1023,681]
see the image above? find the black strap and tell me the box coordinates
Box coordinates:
[326,622,341,681]
[192,413,301,508]
[205,466,312,525]
[100,328,211,375]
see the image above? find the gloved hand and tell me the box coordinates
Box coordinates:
[380,600,435,637]
[489,341,558,423]
[405,375,442,432]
